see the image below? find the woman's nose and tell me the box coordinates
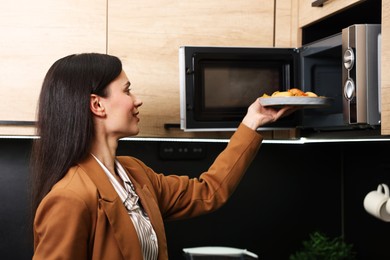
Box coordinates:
[135,97,143,107]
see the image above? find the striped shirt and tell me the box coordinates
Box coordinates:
[92,155,158,260]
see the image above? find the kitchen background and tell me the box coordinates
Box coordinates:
[1,0,390,259]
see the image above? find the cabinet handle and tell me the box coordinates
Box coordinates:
[0,120,36,126]
[311,0,327,7]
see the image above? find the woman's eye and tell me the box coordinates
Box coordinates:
[126,88,131,95]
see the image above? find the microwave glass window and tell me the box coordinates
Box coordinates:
[186,48,298,127]
[202,65,280,109]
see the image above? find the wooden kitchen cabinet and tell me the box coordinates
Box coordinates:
[275,0,300,47]
[298,0,365,28]
[0,0,106,135]
[107,0,275,138]
[0,0,276,138]
[2,1,387,137]
[381,1,390,135]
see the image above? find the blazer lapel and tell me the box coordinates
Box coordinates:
[117,158,167,258]
[134,184,168,259]
[78,155,143,259]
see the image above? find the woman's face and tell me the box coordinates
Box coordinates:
[100,70,142,138]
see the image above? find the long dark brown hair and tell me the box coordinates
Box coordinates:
[29,53,122,225]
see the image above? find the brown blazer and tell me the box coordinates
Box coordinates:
[33,124,263,260]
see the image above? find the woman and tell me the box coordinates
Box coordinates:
[30,53,294,259]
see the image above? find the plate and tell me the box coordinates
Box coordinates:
[259,96,333,108]
[182,246,258,258]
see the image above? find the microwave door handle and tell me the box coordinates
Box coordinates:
[311,0,328,7]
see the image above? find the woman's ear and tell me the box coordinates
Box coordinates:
[90,94,105,117]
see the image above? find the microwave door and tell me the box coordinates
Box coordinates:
[298,33,350,130]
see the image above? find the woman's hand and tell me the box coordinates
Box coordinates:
[241,98,298,130]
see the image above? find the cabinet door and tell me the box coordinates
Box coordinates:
[107,0,275,137]
[299,0,364,27]
[0,0,106,135]
[382,1,390,135]
[275,0,300,47]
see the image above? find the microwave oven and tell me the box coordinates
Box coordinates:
[179,24,381,132]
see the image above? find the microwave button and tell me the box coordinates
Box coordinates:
[344,78,355,100]
[343,48,355,70]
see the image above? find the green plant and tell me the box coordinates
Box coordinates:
[289,231,356,260]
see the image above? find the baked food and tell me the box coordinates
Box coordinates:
[271,91,293,97]
[261,88,319,98]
